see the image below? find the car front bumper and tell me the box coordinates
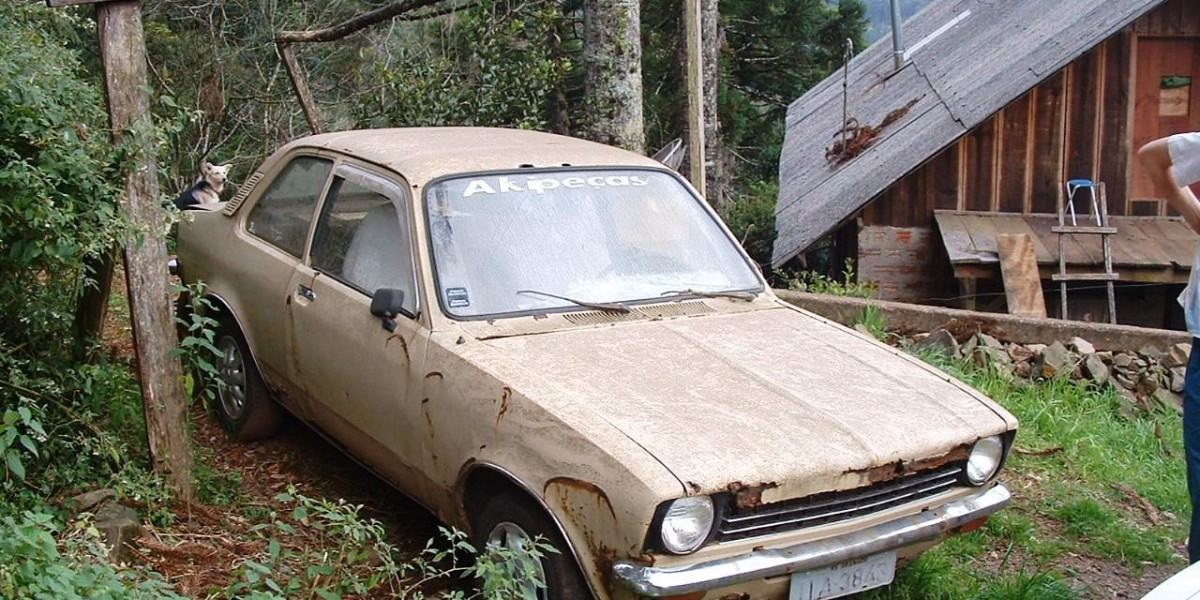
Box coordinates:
[612,483,1011,597]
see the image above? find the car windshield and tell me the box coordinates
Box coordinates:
[425,169,762,318]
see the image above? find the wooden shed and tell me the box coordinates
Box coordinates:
[774,0,1200,327]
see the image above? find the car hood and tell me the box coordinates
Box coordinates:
[466,304,1016,501]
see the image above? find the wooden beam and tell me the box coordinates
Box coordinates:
[96,0,195,501]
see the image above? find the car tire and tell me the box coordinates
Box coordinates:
[213,318,282,441]
[472,489,592,600]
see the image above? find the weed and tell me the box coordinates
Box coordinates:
[172,281,223,404]
[785,259,876,298]
[225,485,552,599]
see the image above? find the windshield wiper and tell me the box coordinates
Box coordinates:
[517,290,633,313]
[661,289,757,301]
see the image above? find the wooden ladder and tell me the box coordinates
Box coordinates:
[1052,179,1118,324]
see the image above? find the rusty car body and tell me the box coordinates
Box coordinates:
[174,128,1018,599]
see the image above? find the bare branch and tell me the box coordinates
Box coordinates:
[274,0,450,44]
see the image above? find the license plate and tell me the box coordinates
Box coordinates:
[788,551,897,600]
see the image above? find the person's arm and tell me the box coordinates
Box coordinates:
[1138,136,1200,234]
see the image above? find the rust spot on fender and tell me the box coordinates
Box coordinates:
[385,333,408,362]
[496,387,512,426]
[544,477,616,521]
[727,481,779,509]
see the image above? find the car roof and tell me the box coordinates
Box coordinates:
[283,127,664,184]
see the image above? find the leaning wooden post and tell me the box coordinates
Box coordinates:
[92,0,196,501]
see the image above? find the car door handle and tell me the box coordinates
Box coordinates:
[297,284,316,301]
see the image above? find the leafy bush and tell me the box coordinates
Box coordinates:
[228,486,553,599]
[0,511,183,599]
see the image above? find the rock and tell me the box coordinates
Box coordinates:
[66,488,116,515]
[1007,344,1036,362]
[912,329,959,357]
[93,503,141,563]
[1013,360,1032,379]
[960,335,978,357]
[1151,389,1184,415]
[1113,386,1141,421]
[1082,354,1110,385]
[1026,343,1048,355]
[1172,367,1187,394]
[977,333,1004,350]
[1095,351,1113,364]
[1112,353,1134,369]
[1037,342,1074,378]
[854,323,875,337]
[1136,374,1160,397]
[1115,371,1138,390]
[1168,343,1192,369]
[1140,345,1165,362]
[1070,336,1096,355]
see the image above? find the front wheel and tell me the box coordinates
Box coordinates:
[472,489,592,600]
[213,318,282,441]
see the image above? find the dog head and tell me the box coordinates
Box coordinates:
[201,162,232,190]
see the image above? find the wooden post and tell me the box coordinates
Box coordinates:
[685,0,706,198]
[94,0,195,501]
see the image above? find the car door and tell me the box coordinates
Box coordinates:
[284,162,434,495]
[235,154,333,394]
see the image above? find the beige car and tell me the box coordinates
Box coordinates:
[174,128,1017,600]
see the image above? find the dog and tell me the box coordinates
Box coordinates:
[173,162,231,210]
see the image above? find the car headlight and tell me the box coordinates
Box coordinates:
[965,435,1005,485]
[660,496,714,554]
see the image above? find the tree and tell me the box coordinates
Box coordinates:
[643,0,866,186]
[582,0,644,153]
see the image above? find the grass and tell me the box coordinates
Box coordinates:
[862,351,1189,599]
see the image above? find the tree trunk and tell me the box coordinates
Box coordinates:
[582,0,644,153]
[97,1,196,502]
[701,0,724,211]
[74,250,115,361]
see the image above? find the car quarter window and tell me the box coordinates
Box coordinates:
[245,156,333,257]
[310,166,418,316]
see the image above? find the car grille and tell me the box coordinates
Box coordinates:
[715,463,964,542]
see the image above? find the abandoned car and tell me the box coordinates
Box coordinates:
[173,128,1018,599]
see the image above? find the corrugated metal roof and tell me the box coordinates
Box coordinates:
[772,0,1166,267]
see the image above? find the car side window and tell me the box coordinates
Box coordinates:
[310,166,419,316]
[246,156,333,257]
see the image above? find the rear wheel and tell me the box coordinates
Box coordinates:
[213,318,282,441]
[472,489,592,600]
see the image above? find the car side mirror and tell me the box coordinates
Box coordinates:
[369,288,405,332]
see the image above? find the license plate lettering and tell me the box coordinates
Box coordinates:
[789,551,897,600]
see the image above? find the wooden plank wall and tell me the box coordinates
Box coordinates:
[861,32,1134,226]
[861,0,1200,230]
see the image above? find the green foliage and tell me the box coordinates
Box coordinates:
[354,0,571,130]
[785,259,877,298]
[171,281,223,403]
[227,486,553,599]
[721,180,778,269]
[0,2,126,355]
[0,511,183,599]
